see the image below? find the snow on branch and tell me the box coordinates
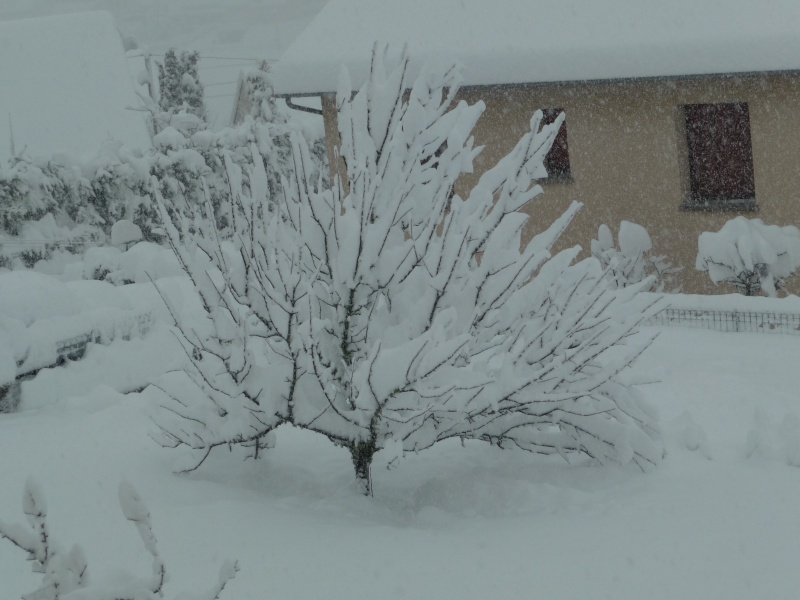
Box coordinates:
[152,43,663,496]
[592,221,681,292]
[0,479,238,600]
[0,479,87,599]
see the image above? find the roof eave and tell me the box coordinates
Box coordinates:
[274,66,800,99]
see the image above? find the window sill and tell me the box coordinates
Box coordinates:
[540,174,574,185]
[679,198,758,213]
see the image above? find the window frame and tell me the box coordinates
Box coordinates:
[680,102,758,212]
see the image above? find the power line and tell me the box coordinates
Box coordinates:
[0,240,105,248]
[147,53,276,61]
[202,56,276,61]
[198,63,254,70]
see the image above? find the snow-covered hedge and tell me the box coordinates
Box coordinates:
[0,65,328,257]
[0,122,325,238]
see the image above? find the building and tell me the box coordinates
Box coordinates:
[0,11,151,165]
[271,0,800,294]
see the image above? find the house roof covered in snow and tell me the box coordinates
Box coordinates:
[272,0,800,95]
[0,11,151,164]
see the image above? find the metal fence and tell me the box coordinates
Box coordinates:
[1,311,156,413]
[646,307,800,335]
[49,312,155,369]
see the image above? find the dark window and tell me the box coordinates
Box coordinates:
[541,108,571,182]
[683,102,756,210]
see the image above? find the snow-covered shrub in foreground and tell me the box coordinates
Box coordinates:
[591,221,680,292]
[0,479,238,600]
[696,217,800,296]
[152,45,662,496]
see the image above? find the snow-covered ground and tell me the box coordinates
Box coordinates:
[2,278,800,599]
[3,2,800,598]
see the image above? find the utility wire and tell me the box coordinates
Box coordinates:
[0,240,106,248]
[147,53,275,61]
[198,64,254,70]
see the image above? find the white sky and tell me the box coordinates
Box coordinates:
[273,0,800,94]
[0,11,151,163]
[0,0,328,128]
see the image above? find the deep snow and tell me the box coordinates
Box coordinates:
[2,2,800,597]
[2,300,800,598]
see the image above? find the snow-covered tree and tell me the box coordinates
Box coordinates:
[145,60,323,241]
[0,479,238,600]
[0,159,56,235]
[152,45,662,495]
[234,60,329,202]
[591,221,681,292]
[696,216,800,296]
[158,48,206,121]
[0,53,325,252]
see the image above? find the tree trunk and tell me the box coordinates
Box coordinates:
[349,440,376,496]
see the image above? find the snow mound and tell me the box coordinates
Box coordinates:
[0,271,85,325]
[111,220,143,248]
[745,409,800,467]
[79,242,183,285]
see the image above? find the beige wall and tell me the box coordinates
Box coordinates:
[322,94,345,187]
[322,74,800,295]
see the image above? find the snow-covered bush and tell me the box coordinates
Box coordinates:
[0,160,56,235]
[0,214,103,271]
[591,221,680,292]
[0,62,327,255]
[0,479,238,600]
[696,217,800,296]
[152,45,662,496]
[0,145,151,242]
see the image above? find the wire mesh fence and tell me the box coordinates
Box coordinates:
[646,307,800,335]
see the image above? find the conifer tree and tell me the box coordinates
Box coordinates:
[158,48,206,120]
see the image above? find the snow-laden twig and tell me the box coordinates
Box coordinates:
[0,480,238,600]
[591,221,681,292]
[152,44,663,496]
